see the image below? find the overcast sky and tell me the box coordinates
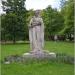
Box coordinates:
[0,0,60,14]
[25,0,60,10]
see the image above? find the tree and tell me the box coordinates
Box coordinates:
[1,14,6,41]
[60,0,66,8]
[60,0,74,41]
[1,0,27,43]
[41,6,64,40]
[2,0,26,14]
[1,13,17,42]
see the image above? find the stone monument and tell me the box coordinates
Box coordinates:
[23,10,56,59]
[29,10,44,52]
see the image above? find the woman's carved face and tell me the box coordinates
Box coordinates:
[34,10,40,17]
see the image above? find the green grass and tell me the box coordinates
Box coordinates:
[1,62,74,75]
[1,43,30,60]
[1,41,74,75]
[45,41,74,56]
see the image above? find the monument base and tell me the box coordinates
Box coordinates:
[3,51,74,64]
[22,50,56,59]
[3,50,56,64]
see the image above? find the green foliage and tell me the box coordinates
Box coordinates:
[2,0,26,14]
[41,6,64,40]
[1,0,74,41]
[26,9,34,26]
[60,0,74,34]
[1,14,18,41]
[1,0,28,42]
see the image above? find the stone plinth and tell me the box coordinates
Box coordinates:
[22,50,56,59]
[3,50,56,64]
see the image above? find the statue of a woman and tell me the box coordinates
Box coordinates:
[28,10,44,52]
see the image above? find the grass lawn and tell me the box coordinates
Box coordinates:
[1,41,74,75]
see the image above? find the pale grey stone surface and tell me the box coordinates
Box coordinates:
[4,61,10,64]
[22,51,56,59]
[27,10,56,59]
[29,10,44,51]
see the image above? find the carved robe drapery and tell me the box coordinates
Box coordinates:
[29,16,44,51]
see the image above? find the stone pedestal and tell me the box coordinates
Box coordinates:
[22,50,56,59]
[3,50,56,64]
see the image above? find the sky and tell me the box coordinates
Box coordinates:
[25,0,60,10]
[0,0,60,14]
